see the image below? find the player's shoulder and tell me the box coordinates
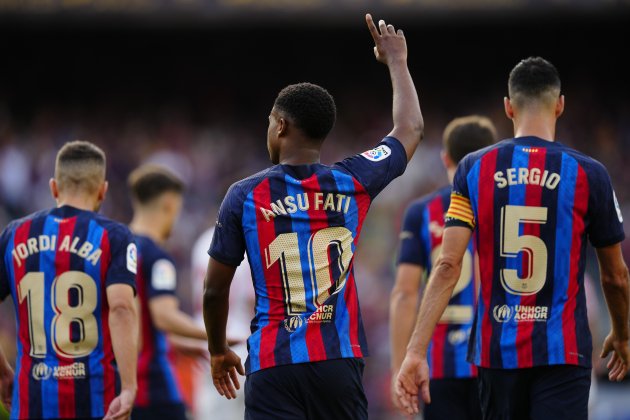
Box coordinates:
[90,213,133,239]
[458,141,505,171]
[228,166,278,198]
[408,186,451,213]
[134,234,170,262]
[554,142,609,176]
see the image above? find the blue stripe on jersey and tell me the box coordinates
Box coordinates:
[548,153,577,364]
[420,207,432,274]
[499,147,529,369]
[454,326,472,377]
[155,334,180,401]
[467,160,483,366]
[331,170,359,358]
[5,229,22,420]
[283,174,314,363]
[41,216,60,419]
[84,220,105,418]
[242,190,266,373]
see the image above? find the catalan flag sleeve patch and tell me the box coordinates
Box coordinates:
[445,192,475,229]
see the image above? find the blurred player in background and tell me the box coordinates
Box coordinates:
[203,14,423,419]
[0,141,138,420]
[191,227,254,419]
[397,57,630,420]
[390,116,497,419]
[127,165,209,420]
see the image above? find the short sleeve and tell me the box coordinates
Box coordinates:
[106,226,137,293]
[397,201,429,267]
[445,159,475,230]
[334,136,408,199]
[146,257,178,299]
[586,164,625,248]
[0,226,11,301]
[209,184,247,267]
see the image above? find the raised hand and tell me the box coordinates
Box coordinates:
[211,348,245,400]
[366,13,408,66]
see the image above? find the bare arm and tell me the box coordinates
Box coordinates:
[105,284,138,420]
[149,296,207,341]
[203,257,244,400]
[396,226,472,415]
[596,243,630,382]
[390,264,423,374]
[0,338,13,412]
[366,14,424,162]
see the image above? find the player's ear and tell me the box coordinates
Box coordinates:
[49,178,59,200]
[504,97,515,119]
[98,181,108,202]
[277,117,288,137]
[440,150,455,170]
[555,95,565,118]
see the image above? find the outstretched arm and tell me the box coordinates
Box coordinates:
[203,257,245,400]
[395,226,472,415]
[366,14,424,161]
[596,243,630,382]
[149,296,207,341]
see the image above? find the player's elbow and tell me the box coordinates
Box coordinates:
[433,255,462,286]
[109,299,136,322]
[601,264,630,293]
[390,283,417,305]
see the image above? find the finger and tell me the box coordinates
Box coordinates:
[411,394,420,414]
[223,375,238,399]
[387,24,396,35]
[213,378,225,396]
[365,14,380,41]
[607,352,618,370]
[421,380,431,404]
[236,361,246,376]
[229,367,241,391]
[378,19,388,36]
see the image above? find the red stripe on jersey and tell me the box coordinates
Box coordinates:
[301,175,329,361]
[477,149,498,367]
[427,195,445,248]
[348,179,371,357]
[254,179,282,369]
[135,257,152,407]
[56,216,77,419]
[99,231,116,413]
[430,324,448,379]
[13,220,32,419]
[516,148,547,368]
[564,165,589,364]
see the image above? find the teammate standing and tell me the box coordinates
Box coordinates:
[127,165,208,420]
[390,116,496,419]
[203,14,423,419]
[0,141,138,420]
[397,57,629,419]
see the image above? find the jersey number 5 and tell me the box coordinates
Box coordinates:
[499,205,549,296]
[18,271,99,359]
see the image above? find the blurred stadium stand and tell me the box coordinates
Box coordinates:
[0,3,629,419]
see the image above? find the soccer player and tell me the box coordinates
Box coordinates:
[0,141,138,420]
[390,116,497,419]
[127,165,208,420]
[203,14,423,419]
[396,57,630,419]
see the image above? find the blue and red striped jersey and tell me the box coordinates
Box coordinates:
[398,186,477,379]
[445,136,625,369]
[210,137,407,374]
[0,205,137,420]
[134,234,183,408]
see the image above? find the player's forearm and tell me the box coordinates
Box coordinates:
[155,310,207,341]
[388,59,423,160]
[203,286,230,355]
[601,266,630,340]
[109,304,139,392]
[407,260,460,357]
[390,290,419,372]
[0,345,11,374]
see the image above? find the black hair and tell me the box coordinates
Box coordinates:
[274,82,336,140]
[443,116,497,164]
[128,164,184,205]
[508,57,561,102]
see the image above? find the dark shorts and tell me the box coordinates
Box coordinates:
[245,358,368,420]
[424,377,481,420]
[132,402,187,420]
[478,365,591,420]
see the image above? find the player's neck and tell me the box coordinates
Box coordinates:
[56,196,98,212]
[278,148,321,165]
[513,113,556,142]
[130,216,165,243]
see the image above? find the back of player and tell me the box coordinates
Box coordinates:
[391,116,497,420]
[204,15,423,420]
[0,141,138,420]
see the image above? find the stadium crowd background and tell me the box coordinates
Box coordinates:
[0,4,629,419]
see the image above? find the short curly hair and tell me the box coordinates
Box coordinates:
[274,82,336,140]
[508,57,561,106]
